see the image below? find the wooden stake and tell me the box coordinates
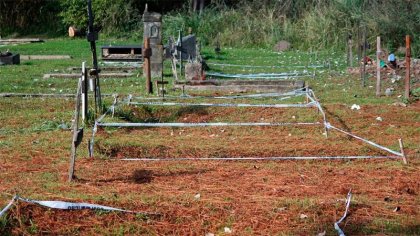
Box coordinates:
[357,26,361,66]
[143,37,152,94]
[361,26,367,87]
[405,35,411,99]
[179,30,183,77]
[68,79,82,182]
[398,138,408,165]
[348,35,353,67]
[376,36,381,96]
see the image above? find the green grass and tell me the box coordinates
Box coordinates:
[0,38,419,235]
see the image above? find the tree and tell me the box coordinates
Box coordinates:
[191,0,205,15]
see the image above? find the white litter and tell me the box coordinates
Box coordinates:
[351,104,361,110]
[300,213,308,219]
[224,227,232,233]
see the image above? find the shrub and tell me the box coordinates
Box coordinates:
[59,0,141,36]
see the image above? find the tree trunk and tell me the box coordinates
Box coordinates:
[199,0,205,15]
[192,0,198,12]
[68,26,85,38]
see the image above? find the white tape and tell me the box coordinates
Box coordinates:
[207,62,324,69]
[97,122,321,128]
[206,72,311,79]
[0,196,17,217]
[17,196,137,213]
[133,88,309,100]
[121,156,399,161]
[334,190,352,236]
[326,123,403,157]
[128,101,316,108]
[0,195,157,217]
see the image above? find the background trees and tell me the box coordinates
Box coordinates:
[0,0,418,55]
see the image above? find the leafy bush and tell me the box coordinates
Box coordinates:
[60,0,141,36]
[0,0,62,36]
[0,0,418,56]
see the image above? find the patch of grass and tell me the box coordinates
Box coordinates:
[0,215,12,235]
[0,38,419,235]
[370,217,420,235]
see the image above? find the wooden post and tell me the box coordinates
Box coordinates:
[398,139,408,165]
[179,30,183,77]
[69,79,82,182]
[143,37,152,94]
[376,36,381,96]
[405,35,411,99]
[171,56,179,81]
[68,26,85,38]
[357,26,361,67]
[348,35,353,67]
[361,26,367,87]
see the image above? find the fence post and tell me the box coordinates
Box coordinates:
[361,26,367,87]
[405,35,411,99]
[69,79,82,182]
[143,37,153,94]
[376,36,381,96]
[349,35,353,67]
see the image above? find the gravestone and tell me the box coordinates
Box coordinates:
[143,6,163,79]
[0,52,20,65]
[185,62,203,80]
[178,35,197,60]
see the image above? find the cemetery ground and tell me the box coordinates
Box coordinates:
[0,38,419,235]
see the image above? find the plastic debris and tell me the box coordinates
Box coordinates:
[300,213,308,219]
[393,102,407,107]
[194,193,201,200]
[317,231,326,236]
[385,88,393,96]
[224,227,232,233]
[376,117,383,122]
[351,104,361,110]
[275,207,287,212]
[58,122,68,130]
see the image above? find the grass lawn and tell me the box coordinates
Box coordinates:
[0,38,419,235]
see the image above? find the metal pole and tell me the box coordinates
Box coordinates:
[405,35,411,99]
[376,36,381,96]
[87,0,101,115]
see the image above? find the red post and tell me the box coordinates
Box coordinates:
[143,37,152,94]
[405,35,411,99]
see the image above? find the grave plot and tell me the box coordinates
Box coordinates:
[87,88,406,163]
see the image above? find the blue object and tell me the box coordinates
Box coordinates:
[388,53,395,62]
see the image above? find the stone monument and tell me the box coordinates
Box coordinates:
[143,5,163,79]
